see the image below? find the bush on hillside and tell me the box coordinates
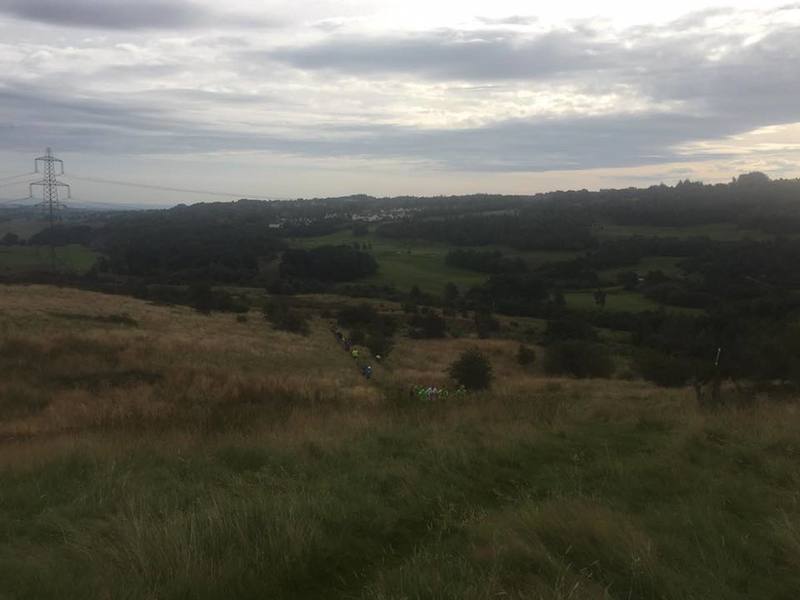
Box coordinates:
[366,331,394,358]
[635,349,707,387]
[517,344,536,367]
[544,341,614,378]
[409,312,446,338]
[262,298,310,335]
[448,348,493,390]
[337,303,379,328]
[189,283,248,314]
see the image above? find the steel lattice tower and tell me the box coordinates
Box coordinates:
[30,147,70,228]
[30,148,71,272]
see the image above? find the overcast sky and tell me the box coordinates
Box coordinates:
[0,0,798,205]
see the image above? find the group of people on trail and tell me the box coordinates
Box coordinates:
[332,326,373,380]
[411,384,466,401]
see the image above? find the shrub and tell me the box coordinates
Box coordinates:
[262,298,310,335]
[517,344,536,367]
[188,284,248,314]
[635,349,703,387]
[366,332,394,358]
[544,341,614,378]
[337,303,379,328]
[409,312,446,339]
[448,348,493,390]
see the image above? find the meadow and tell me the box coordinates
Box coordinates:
[289,230,580,296]
[1,285,799,599]
[0,217,49,240]
[290,229,489,294]
[288,229,698,315]
[0,244,97,274]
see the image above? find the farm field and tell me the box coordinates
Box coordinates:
[291,229,582,296]
[290,229,487,294]
[598,255,686,281]
[0,244,98,274]
[0,216,49,239]
[565,289,705,316]
[565,289,664,312]
[0,285,799,599]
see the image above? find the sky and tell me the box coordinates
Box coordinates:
[0,0,798,206]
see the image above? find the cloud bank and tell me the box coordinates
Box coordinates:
[0,1,798,200]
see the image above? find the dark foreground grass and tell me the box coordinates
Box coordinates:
[1,397,799,600]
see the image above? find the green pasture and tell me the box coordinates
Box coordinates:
[0,244,98,274]
[289,229,584,296]
[0,217,49,239]
[566,289,704,316]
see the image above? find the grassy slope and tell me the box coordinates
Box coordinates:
[1,286,799,599]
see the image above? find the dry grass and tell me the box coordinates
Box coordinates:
[2,285,800,599]
[3,284,797,455]
[0,284,380,441]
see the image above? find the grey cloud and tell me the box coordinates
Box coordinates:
[0,0,201,29]
[292,112,748,172]
[1,11,799,176]
[267,28,616,80]
[476,15,539,26]
[101,63,186,78]
[0,79,771,172]
[135,88,275,105]
[0,0,276,30]
[637,26,800,125]
[263,18,800,164]
[666,7,733,31]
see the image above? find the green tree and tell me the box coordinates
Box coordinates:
[448,348,493,390]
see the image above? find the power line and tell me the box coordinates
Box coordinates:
[0,181,33,190]
[64,173,273,200]
[0,172,35,183]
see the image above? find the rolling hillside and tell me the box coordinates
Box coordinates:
[1,285,799,599]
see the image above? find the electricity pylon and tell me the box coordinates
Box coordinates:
[30,147,70,228]
[29,148,71,272]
